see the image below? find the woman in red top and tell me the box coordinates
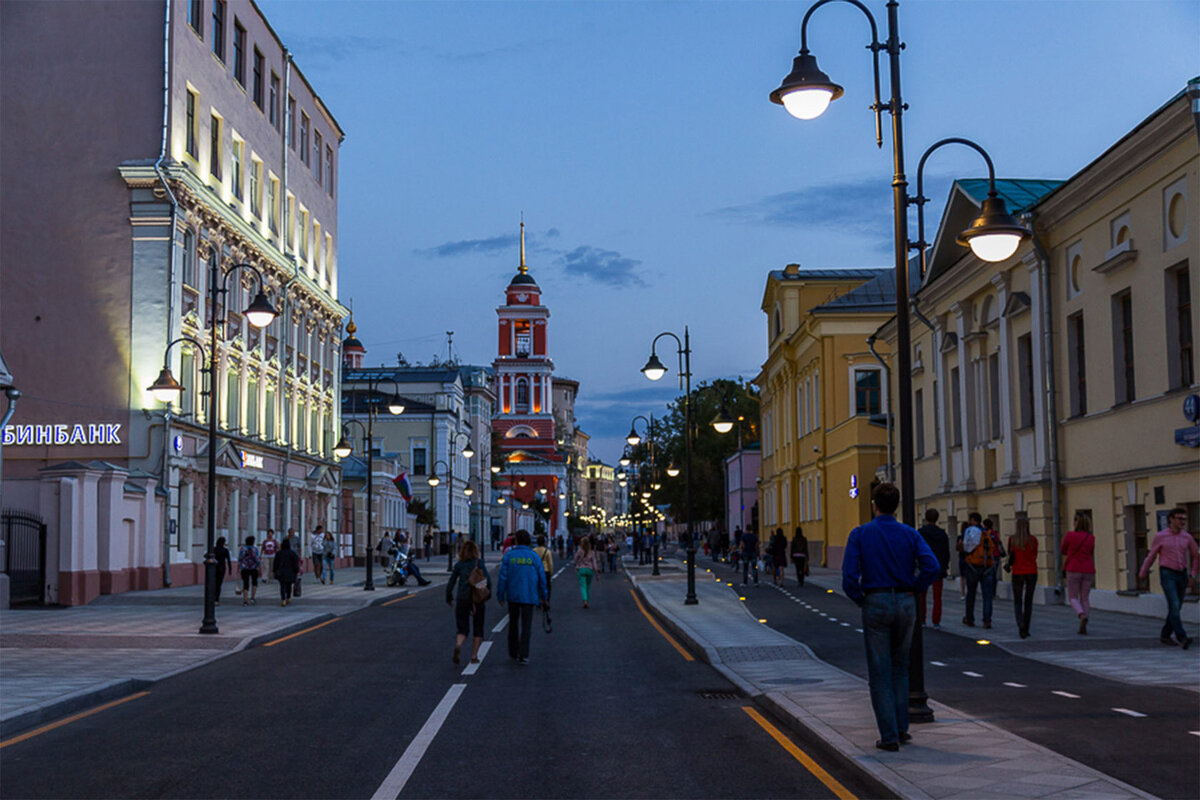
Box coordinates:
[1006,518,1038,638]
[1061,512,1096,634]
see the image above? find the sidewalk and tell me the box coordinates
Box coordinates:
[0,566,445,738]
[628,557,1161,800]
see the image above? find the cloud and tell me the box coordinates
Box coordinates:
[555,246,646,288]
[416,228,561,259]
[280,33,398,63]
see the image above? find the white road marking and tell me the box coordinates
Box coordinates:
[1112,708,1146,718]
[371,684,466,800]
[492,616,508,633]
[930,661,947,667]
[1003,682,1026,688]
[460,641,492,676]
[855,628,863,633]
[1052,691,1081,699]
[828,618,838,622]
[1189,731,1200,737]
[963,671,983,678]
[819,612,828,617]
[840,622,851,627]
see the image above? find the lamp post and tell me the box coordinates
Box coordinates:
[627,414,661,575]
[770,0,1030,723]
[428,458,453,570]
[148,262,278,634]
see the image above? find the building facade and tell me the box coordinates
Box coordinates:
[1,0,346,604]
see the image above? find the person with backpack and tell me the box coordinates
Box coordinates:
[496,530,548,665]
[238,535,261,606]
[533,534,554,601]
[1062,512,1097,635]
[272,537,301,606]
[446,539,490,664]
[309,525,325,583]
[958,512,1004,628]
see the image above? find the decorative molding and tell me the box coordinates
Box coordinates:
[1002,291,1031,319]
[1092,246,1138,275]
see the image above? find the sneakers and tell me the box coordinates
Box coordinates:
[899,731,912,744]
[983,621,992,629]
[517,657,529,665]
[470,657,480,664]
[931,623,941,630]
[452,646,461,665]
[418,579,431,586]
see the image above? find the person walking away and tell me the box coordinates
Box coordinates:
[533,535,555,602]
[273,537,301,606]
[447,539,490,664]
[959,513,1004,628]
[213,536,232,605]
[496,530,548,664]
[740,527,759,586]
[790,527,809,587]
[917,510,950,629]
[1005,518,1038,638]
[378,531,394,569]
[424,533,433,562]
[607,536,618,572]
[310,525,325,583]
[1138,508,1198,648]
[574,536,599,608]
[842,482,939,752]
[260,530,278,584]
[1062,512,1096,635]
[956,524,967,597]
[322,530,337,584]
[731,526,743,570]
[770,528,788,586]
[238,535,261,605]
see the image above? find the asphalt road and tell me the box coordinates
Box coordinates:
[1,564,877,800]
[700,555,1200,800]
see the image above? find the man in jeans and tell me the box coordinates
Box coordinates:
[842,483,939,752]
[740,527,759,586]
[496,529,548,665]
[917,510,950,629]
[1138,508,1198,649]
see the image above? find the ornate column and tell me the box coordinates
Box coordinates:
[952,301,975,491]
[934,320,951,493]
[992,272,1017,482]
[1024,251,1050,478]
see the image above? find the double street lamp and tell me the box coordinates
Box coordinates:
[627,414,660,575]
[149,261,278,634]
[770,0,1030,722]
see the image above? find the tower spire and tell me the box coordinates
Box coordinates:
[518,218,527,274]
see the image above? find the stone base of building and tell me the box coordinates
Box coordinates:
[991,580,1199,623]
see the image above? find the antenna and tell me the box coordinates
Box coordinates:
[446,331,454,363]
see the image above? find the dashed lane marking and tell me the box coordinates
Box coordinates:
[371,684,466,800]
[742,706,858,800]
[1,692,150,749]
[382,593,414,607]
[1053,691,1081,699]
[461,641,492,676]
[263,618,340,647]
[630,589,694,662]
[840,622,851,627]
[963,671,983,678]
[1112,708,1146,718]
[1003,682,1026,688]
[930,661,948,667]
[1189,731,1200,737]
[492,616,508,633]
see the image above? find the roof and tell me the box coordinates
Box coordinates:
[956,178,1066,214]
[509,271,539,287]
[343,367,462,383]
[768,267,887,283]
[810,266,920,314]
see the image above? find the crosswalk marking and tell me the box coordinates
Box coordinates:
[1112,708,1146,718]
[1003,682,1026,688]
[1052,691,1081,699]
[930,661,947,667]
[963,671,983,677]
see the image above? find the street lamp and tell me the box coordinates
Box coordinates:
[335,373,404,591]
[429,457,459,571]
[148,261,277,634]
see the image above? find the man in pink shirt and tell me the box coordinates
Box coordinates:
[1138,508,1199,649]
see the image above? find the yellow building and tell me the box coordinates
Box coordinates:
[755,264,899,567]
[882,80,1199,616]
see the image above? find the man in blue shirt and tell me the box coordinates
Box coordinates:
[496,529,548,665]
[842,483,940,752]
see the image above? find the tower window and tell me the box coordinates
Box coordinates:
[515,319,531,356]
[516,378,530,412]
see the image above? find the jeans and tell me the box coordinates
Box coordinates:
[507,602,535,659]
[743,556,758,584]
[323,553,335,583]
[861,591,916,744]
[1159,567,1189,641]
[964,565,997,624]
[409,561,425,582]
[1010,573,1037,633]
[577,567,595,603]
[792,556,807,586]
[918,578,942,626]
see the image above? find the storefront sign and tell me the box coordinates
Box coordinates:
[3,423,122,446]
[241,451,264,469]
[849,474,859,499]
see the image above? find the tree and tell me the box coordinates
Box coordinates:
[407,498,436,527]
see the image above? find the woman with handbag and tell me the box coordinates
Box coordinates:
[1061,512,1096,634]
[1006,518,1038,638]
[446,539,489,665]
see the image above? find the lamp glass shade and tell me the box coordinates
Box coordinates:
[781,88,834,120]
[427,474,440,487]
[712,406,735,434]
[497,496,506,504]
[619,456,631,466]
[666,465,680,477]
[769,53,844,120]
[490,464,501,473]
[387,395,405,415]
[966,232,1022,262]
[332,437,353,459]
[244,291,278,328]
[518,479,527,487]
[641,353,667,381]
[148,367,184,404]
[463,486,474,496]
[652,483,661,491]
[956,196,1030,263]
[626,427,641,446]
[461,445,475,459]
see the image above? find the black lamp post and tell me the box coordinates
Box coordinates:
[627,414,662,575]
[428,458,452,570]
[149,261,278,634]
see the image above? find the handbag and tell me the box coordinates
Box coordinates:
[293,575,302,597]
[541,602,552,634]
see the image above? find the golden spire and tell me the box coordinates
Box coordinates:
[346,312,356,336]
[518,218,527,274]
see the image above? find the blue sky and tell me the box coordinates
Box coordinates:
[258,0,1198,464]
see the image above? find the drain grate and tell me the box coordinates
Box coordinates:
[696,689,742,700]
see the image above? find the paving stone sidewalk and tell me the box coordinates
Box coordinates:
[628,560,1156,800]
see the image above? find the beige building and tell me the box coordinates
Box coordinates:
[880,80,1199,617]
[755,265,899,567]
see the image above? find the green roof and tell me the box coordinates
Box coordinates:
[956,179,1065,213]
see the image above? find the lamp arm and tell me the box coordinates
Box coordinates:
[910,136,997,279]
[162,335,207,368]
[341,418,368,440]
[799,0,884,147]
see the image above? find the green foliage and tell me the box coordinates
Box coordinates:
[407,498,436,527]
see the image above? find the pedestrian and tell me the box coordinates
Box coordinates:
[731,526,743,570]
[310,525,325,582]
[770,528,788,586]
[841,482,939,752]
[496,529,548,664]
[260,530,278,584]
[396,533,432,586]
[378,531,394,569]
[606,535,618,572]
[213,536,232,605]
[1061,512,1096,635]
[573,535,599,609]
[959,512,1004,628]
[956,524,967,597]
[533,534,555,601]
[446,539,490,664]
[917,510,949,629]
[1138,507,1198,649]
[424,532,433,561]
[790,526,809,587]
[1005,518,1038,638]
[273,537,301,606]
[238,535,261,605]
[740,527,759,586]
[322,529,337,584]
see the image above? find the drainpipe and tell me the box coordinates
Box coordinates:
[278,49,298,539]
[1026,215,1064,597]
[1188,77,1200,144]
[866,334,895,482]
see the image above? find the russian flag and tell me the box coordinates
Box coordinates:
[393,471,413,502]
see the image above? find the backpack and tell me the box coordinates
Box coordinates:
[468,562,490,604]
[962,525,982,555]
[239,546,260,572]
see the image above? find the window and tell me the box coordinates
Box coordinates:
[188,0,203,35]
[950,366,963,446]
[516,378,530,412]
[181,228,195,286]
[853,367,881,416]
[233,20,245,85]
[211,0,225,61]
[286,195,294,248]
[773,307,782,339]
[325,145,334,195]
[265,387,275,440]
[412,442,427,475]
[1066,240,1083,299]
[231,138,243,199]
[268,176,279,233]
[1068,312,1087,416]
[1112,290,1135,404]
[269,73,280,129]
[915,388,925,459]
[1167,264,1194,389]
[252,48,264,108]
[314,131,323,182]
[515,320,531,356]
[299,209,309,260]
[815,475,822,519]
[287,96,296,148]
[225,369,239,431]
[249,159,261,217]
[812,372,819,431]
[988,352,1001,439]
[209,114,221,179]
[797,382,806,438]
[300,112,310,164]
[1017,333,1034,428]
[185,90,199,159]
[246,376,259,436]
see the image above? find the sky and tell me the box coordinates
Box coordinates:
[257,0,1198,464]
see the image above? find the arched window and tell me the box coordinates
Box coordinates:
[516,378,530,412]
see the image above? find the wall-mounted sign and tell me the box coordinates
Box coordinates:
[241,451,264,469]
[1183,394,1200,423]
[848,474,859,499]
[3,423,122,446]
[173,435,184,452]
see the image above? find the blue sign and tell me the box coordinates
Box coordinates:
[1184,394,1200,423]
[1175,426,1200,448]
